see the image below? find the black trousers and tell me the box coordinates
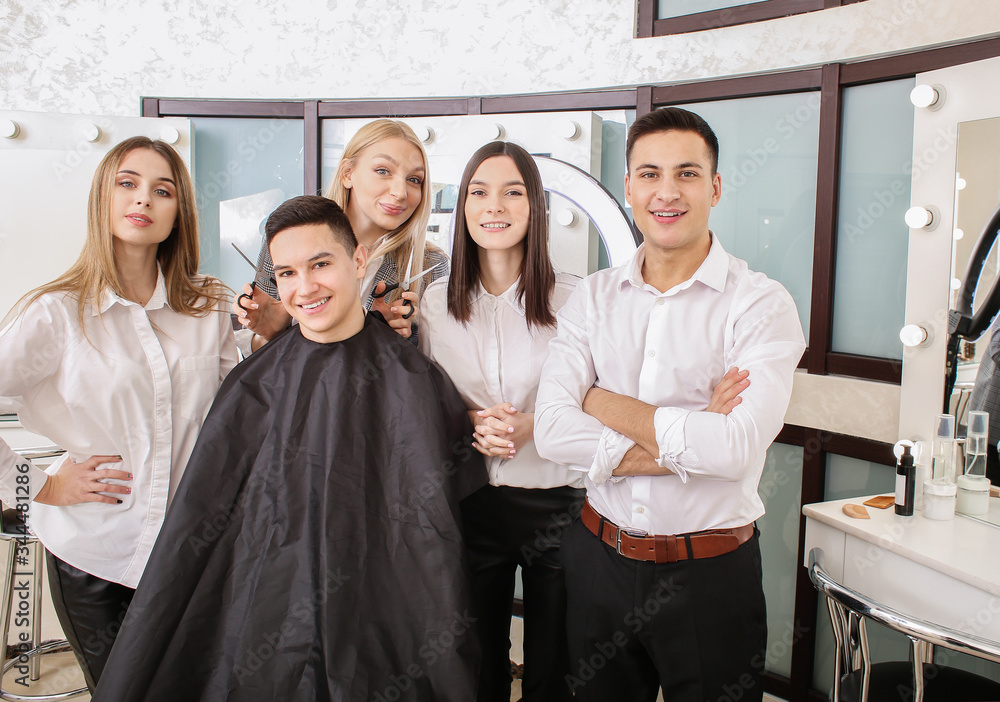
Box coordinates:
[561,518,767,702]
[461,484,585,702]
[45,551,135,692]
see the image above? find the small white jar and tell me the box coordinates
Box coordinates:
[956,475,991,516]
[922,479,956,520]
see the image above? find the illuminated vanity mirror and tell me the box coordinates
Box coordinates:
[951,116,1000,381]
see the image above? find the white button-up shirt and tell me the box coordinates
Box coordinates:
[0,272,237,587]
[535,235,805,535]
[420,273,584,490]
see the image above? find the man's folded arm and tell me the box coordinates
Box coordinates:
[585,287,805,483]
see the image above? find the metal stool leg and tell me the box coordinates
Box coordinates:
[27,542,40,683]
[0,535,86,701]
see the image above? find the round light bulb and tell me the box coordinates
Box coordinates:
[159,125,180,144]
[954,228,964,241]
[0,119,19,139]
[899,324,929,347]
[904,206,935,230]
[80,123,102,143]
[556,209,578,227]
[956,176,967,191]
[561,121,581,141]
[910,84,943,110]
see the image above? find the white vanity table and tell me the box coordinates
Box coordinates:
[804,497,1000,644]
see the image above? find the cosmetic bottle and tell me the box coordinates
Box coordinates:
[895,444,915,517]
[957,475,990,516]
[931,414,957,484]
[964,411,989,479]
[922,479,956,520]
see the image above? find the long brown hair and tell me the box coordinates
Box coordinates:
[325,119,438,297]
[10,137,227,328]
[448,141,555,329]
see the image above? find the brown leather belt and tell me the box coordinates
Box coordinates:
[581,499,754,564]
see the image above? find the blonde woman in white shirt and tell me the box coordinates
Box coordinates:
[0,137,237,692]
[419,141,583,702]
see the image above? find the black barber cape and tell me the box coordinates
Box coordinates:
[94,316,486,702]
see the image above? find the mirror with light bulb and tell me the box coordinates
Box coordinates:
[899,55,1000,492]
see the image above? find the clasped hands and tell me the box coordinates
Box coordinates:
[470,404,533,459]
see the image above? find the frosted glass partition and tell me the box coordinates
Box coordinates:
[190,117,304,293]
[680,95,820,337]
[757,443,803,678]
[658,0,769,19]
[813,454,904,693]
[831,78,915,360]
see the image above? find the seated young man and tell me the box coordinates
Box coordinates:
[94,195,486,702]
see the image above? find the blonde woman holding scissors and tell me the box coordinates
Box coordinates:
[233,119,447,348]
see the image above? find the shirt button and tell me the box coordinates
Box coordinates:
[636,506,645,514]
[647,350,655,357]
[657,299,665,306]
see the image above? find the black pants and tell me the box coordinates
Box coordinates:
[461,484,585,702]
[561,518,767,702]
[45,552,135,692]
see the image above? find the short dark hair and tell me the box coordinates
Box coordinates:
[265,195,357,253]
[448,141,556,329]
[626,107,720,174]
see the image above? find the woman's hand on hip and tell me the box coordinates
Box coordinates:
[34,455,132,506]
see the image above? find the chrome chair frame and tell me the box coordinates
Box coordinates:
[809,548,1000,702]
[0,447,86,701]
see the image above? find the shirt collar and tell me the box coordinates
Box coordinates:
[474,278,526,317]
[93,264,168,315]
[617,232,728,294]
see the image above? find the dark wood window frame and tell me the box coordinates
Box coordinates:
[637,0,867,38]
[142,37,1000,700]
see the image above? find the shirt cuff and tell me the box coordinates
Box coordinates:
[653,406,696,483]
[234,328,255,359]
[0,456,49,507]
[588,426,635,485]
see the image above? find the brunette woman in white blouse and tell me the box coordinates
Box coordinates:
[0,137,237,691]
[419,141,583,702]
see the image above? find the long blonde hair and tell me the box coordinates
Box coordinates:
[12,137,227,326]
[324,119,436,295]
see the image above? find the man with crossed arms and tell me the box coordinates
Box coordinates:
[535,107,805,702]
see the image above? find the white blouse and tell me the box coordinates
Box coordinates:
[419,273,584,490]
[0,271,237,587]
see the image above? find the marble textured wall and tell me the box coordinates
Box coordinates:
[2,0,999,116]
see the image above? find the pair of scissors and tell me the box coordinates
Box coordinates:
[232,243,276,313]
[370,248,445,319]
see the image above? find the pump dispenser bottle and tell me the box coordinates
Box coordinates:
[931,414,957,484]
[895,445,915,516]
[965,411,989,479]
